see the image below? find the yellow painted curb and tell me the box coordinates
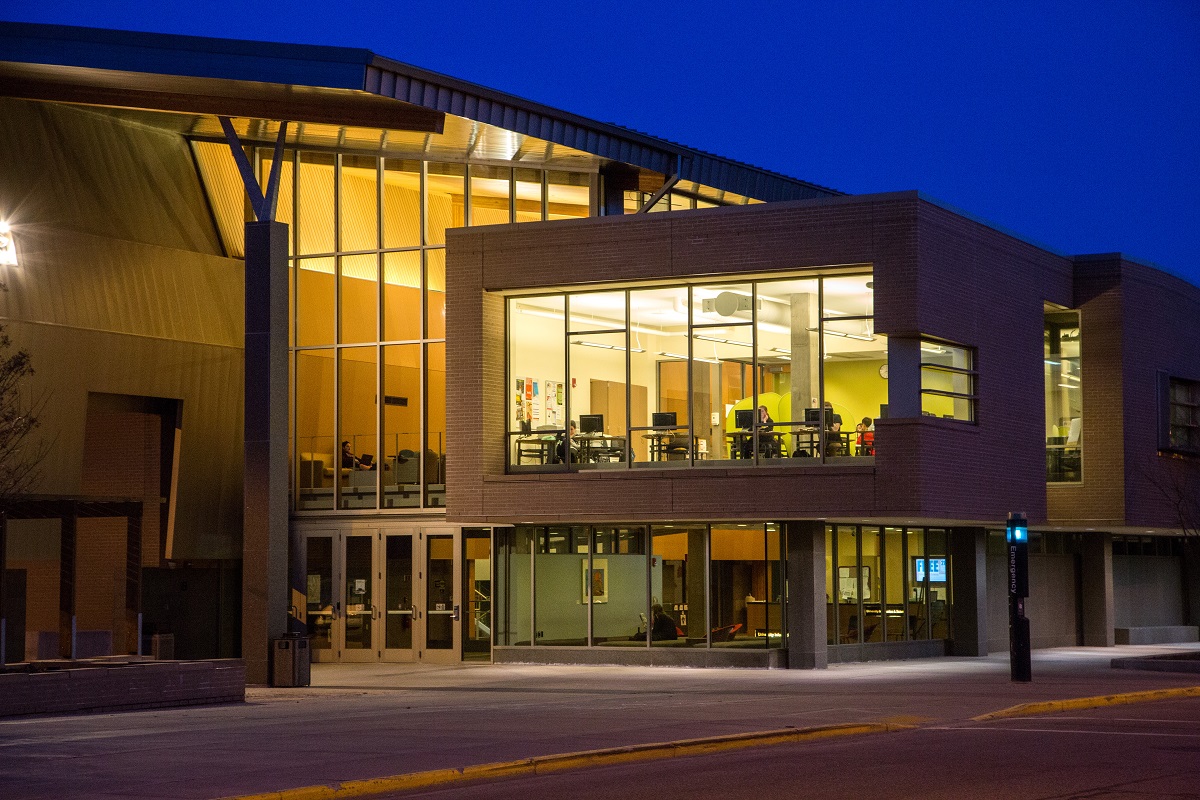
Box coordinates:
[217,722,911,800]
[972,684,1200,721]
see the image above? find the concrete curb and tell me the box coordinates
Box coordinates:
[217,722,911,800]
[972,685,1200,721]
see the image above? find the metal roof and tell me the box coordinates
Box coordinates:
[0,21,841,202]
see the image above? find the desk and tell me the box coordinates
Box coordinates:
[791,428,852,457]
[515,436,556,465]
[725,430,786,459]
[576,434,626,463]
[643,432,704,461]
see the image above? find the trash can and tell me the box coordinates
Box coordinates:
[150,633,175,660]
[270,635,311,687]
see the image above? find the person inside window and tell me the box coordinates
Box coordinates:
[650,603,679,641]
[823,401,845,456]
[555,421,578,464]
[741,404,778,458]
[855,416,875,456]
[341,440,369,470]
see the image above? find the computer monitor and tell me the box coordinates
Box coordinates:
[804,407,822,424]
[579,414,604,434]
[651,411,677,428]
[734,409,754,429]
[879,403,889,419]
[914,557,948,583]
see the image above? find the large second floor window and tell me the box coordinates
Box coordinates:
[507,271,887,471]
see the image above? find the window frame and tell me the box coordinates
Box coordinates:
[1161,373,1200,456]
[919,339,978,423]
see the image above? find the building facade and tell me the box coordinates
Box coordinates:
[0,23,1196,681]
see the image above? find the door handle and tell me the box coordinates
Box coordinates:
[452,604,460,621]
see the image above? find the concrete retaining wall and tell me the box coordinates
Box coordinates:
[0,659,245,718]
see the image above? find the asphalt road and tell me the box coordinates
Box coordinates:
[394,697,1200,800]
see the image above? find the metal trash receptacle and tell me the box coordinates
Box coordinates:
[151,633,175,660]
[270,635,311,687]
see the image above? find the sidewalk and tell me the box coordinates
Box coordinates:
[3,644,1200,800]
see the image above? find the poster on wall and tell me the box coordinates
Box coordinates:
[582,558,609,603]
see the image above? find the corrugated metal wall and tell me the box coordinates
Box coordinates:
[0,98,244,560]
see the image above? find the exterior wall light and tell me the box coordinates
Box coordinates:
[0,221,16,267]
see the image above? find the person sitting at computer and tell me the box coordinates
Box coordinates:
[823,402,845,456]
[650,604,679,641]
[740,405,779,458]
[341,440,370,470]
[855,417,875,456]
[554,420,579,464]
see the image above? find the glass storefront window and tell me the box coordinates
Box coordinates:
[534,526,589,645]
[926,529,950,639]
[652,525,706,644]
[710,524,780,648]
[495,527,533,646]
[258,148,294,250]
[385,535,413,650]
[883,527,905,641]
[1045,310,1082,481]
[462,530,492,660]
[834,526,861,643]
[591,527,647,646]
[907,529,928,639]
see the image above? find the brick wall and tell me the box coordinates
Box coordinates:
[446,194,1086,526]
[0,659,245,718]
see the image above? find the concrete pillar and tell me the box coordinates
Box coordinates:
[1081,532,1114,646]
[788,293,819,417]
[241,220,291,685]
[887,336,922,418]
[686,527,707,638]
[785,520,827,669]
[948,527,988,656]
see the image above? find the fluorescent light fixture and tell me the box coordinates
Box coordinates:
[770,347,791,355]
[0,221,18,267]
[1057,383,1079,389]
[573,340,644,353]
[516,302,669,337]
[659,351,721,364]
[808,326,876,342]
[1044,359,1061,365]
[920,343,947,354]
[694,334,754,348]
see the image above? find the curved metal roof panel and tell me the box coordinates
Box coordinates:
[0,21,842,201]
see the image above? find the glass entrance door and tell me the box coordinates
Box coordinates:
[418,530,459,663]
[302,527,475,663]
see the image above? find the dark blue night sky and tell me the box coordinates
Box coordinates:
[6,1,1199,285]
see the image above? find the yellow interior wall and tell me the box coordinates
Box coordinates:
[824,359,887,426]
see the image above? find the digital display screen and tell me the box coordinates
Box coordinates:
[914,557,947,583]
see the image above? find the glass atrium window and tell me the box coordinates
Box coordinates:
[920,340,976,422]
[1045,310,1082,482]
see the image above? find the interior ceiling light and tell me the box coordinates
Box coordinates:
[573,340,645,353]
[659,351,721,364]
[808,326,876,342]
[694,334,754,348]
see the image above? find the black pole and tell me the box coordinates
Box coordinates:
[1007,512,1032,682]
